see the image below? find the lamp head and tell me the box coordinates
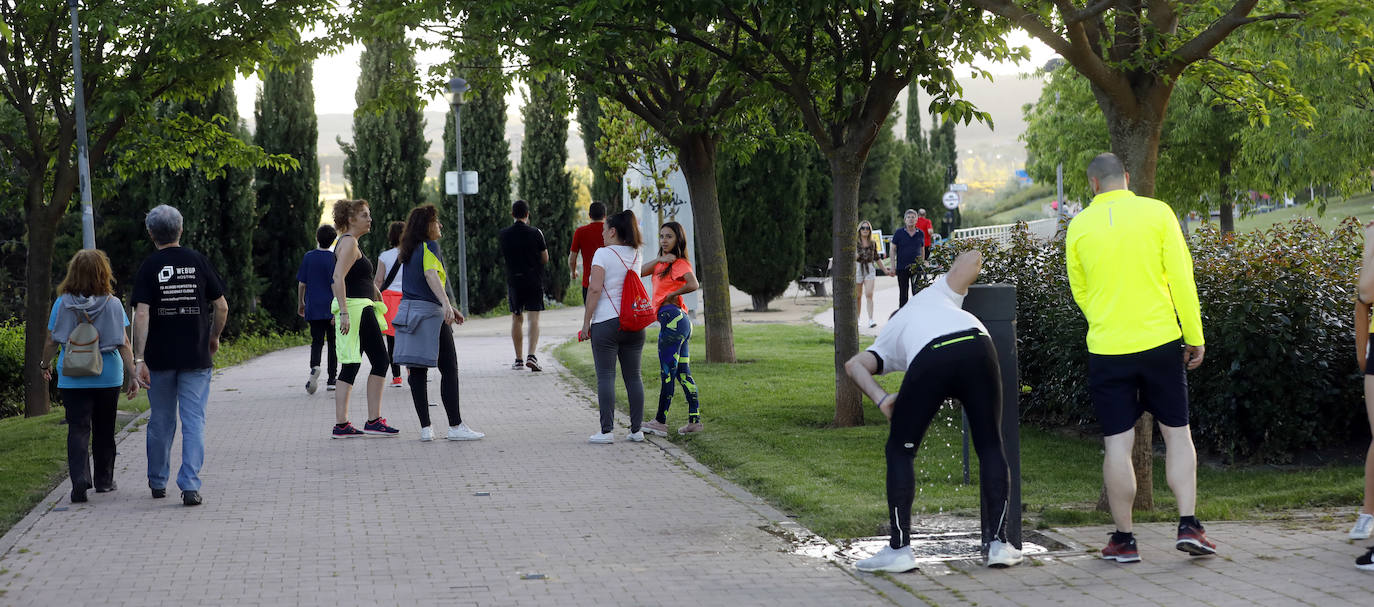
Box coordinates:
[446,76,470,105]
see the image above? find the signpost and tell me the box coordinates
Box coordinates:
[942,191,960,210]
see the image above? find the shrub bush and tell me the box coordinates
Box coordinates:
[921,218,1367,462]
[0,323,26,419]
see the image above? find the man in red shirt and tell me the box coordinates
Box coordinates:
[915,208,934,251]
[569,201,607,302]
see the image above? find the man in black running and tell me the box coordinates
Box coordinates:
[844,250,1022,573]
[498,199,549,372]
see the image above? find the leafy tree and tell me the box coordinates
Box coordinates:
[718,136,807,311]
[341,29,430,260]
[439,51,513,315]
[668,1,1020,425]
[254,49,320,331]
[596,100,684,224]
[0,0,321,416]
[801,147,833,272]
[518,71,577,302]
[171,87,259,338]
[858,117,901,230]
[898,97,948,229]
[575,87,624,211]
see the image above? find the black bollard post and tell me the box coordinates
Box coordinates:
[962,283,1021,550]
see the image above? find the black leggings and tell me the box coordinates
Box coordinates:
[338,310,389,384]
[308,318,337,381]
[62,387,119,492]
[895,268,919,308]
[384,334,401,378]
[883,329,1010,549]
[409,322,462,428]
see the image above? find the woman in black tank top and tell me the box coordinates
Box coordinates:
[328,200,398,438]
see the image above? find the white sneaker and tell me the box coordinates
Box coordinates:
[855,545,917,573]
[986,540,1024,568]
[626,431,645,442]
[446,423,484,441]
[1351,513,1374,540]
[306,366,321,394]
[419,427,434,442]
[588,432,613,444]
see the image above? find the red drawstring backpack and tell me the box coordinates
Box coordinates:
[607,249,656,331]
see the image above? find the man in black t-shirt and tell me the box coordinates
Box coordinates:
[497,199,549,371]
[130,205,228,507]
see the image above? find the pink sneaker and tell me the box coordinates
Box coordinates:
[677,421,704,434]
[642,420,670,437]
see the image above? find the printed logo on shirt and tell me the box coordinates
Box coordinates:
[157,266,174,283]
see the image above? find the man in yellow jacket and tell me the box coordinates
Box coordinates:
[1066,152,1214,564]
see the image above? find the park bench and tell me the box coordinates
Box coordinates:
[795,262,830,297]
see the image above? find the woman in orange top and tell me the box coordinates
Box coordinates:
[640,222,702,435]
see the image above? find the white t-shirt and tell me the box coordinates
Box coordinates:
[867,274,987,374]
[377,248,403,292]
[590,245,641,324]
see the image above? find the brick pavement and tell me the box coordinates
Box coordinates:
[2,307,1372,606]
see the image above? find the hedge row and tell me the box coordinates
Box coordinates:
[921,218,1368,462]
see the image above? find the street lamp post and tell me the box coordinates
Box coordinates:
[447,76,471,316]
[68,0,95,249]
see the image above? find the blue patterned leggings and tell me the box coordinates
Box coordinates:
[654,304,700,423]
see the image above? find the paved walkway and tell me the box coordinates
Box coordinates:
[2,305,1371,606]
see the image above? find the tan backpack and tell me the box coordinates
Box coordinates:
[62,301,104,377]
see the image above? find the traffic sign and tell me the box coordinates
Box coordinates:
[942,191,960,210]
[950,183,969,192]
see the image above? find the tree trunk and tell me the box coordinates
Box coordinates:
[1218,157,1234,234]
[675,135,736,363]
[1098,97,1171,512]
[828,153,864,427]
[22,190,61,418]
[750,294,769,312]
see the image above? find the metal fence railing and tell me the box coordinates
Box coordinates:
[950,218,1058,245]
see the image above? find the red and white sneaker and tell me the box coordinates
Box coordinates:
[1176,522,1217,556]
[1101,534,1141,563]
[391,376,403,387]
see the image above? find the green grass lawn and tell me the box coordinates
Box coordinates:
[988,196,1055,225]
[554,324,1365,539]
[1195,194,1374,234]
[0,330,308,537]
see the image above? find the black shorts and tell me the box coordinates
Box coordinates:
[1087,339,1190,436]
[507,277,545,314]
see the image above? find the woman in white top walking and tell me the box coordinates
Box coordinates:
[579,210,647,444]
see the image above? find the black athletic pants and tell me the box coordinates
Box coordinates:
[884,329,1010,549]
[408,322,462,428]
[338,311,389,384]
[895,269,918,308]
[62,387,119,492]
[384,334,402,378]
[308,318,337,381]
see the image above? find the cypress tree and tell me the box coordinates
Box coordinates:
[168,87,259,337]
[342,31,430,260]
[857,117,901,229]
[574,86,623,211]
[440,52,512,314]
[801,145,833,271]
[518,71,576,303]
[253,51,319,331]
[905,86,925,148]
[718,136,806,311]
[930,114,958,186]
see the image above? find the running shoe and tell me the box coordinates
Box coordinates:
[1350,513,1373,540]
[362,418,400,436]
[626,430,645,442]
[1358,546,1374,571]
[511,359,525,370]
[588,432,614,444]
[1175,521,1217,556]
[868,321,877,328]
[326,380,336,392]
[391,376,403,387]
[525,354,542,372]
[855,545,918,573]
[182,490,202,506]
[332,422,365,438]
[678,421,704,434]
[306,366,321,394]
[419,427,434,442]
[642,420,670,437]
[446,423,485,441]
[986,540,1023,568]
[1101,534,1140,563]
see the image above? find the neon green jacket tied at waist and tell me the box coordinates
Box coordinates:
[331,297,390,364]
[1066,189,1204,355]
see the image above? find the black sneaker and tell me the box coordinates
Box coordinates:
[525,355,542,372]
[1358,546,1374,571]
[182,490,202,506]
[151,487,167,499]
[511,359,525,370]
[71,488,88,503]
[95,481,117,493]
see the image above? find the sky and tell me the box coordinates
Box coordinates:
[233,31,1057,119]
